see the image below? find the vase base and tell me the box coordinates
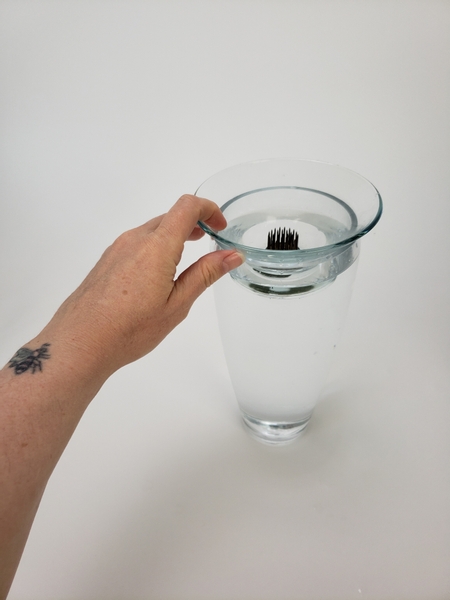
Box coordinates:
[241,413,311,445]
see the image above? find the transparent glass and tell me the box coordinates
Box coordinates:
[196,159,382,445]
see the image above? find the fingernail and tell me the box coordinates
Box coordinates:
[223,251,244,273]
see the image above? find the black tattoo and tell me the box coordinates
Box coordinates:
[8,343,51,375]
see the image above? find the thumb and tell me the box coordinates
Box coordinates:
[172,249,243,309]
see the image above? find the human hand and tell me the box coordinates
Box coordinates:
[41,195,243,375]
[0,195,243,598]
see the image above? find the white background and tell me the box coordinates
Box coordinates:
[1,1,449,598]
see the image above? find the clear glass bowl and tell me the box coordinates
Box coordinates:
[197,159,382,295]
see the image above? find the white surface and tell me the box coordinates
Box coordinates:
[1,1,449,598]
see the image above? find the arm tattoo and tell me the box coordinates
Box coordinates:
[8,343,51,375]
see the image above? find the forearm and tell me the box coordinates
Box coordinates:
[0,329,110,598]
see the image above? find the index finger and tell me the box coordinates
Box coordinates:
[156,194,227,252]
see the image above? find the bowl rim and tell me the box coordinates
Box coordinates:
[196,158,383,256]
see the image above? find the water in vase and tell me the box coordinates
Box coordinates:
[214,259,358,427]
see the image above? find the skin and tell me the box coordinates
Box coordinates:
[0,194,243,599]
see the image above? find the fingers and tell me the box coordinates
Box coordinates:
[172,249,243,309]
[155,195,227,254]
[139,217,205,241]
[187,225,206,242]
[141,213,165,233]
[134,208,210,243]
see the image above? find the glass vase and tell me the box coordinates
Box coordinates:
[196,159,382,445]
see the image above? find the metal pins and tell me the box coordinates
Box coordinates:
[266,227,299,250]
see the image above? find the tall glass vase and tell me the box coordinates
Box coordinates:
[196,159,382,445]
